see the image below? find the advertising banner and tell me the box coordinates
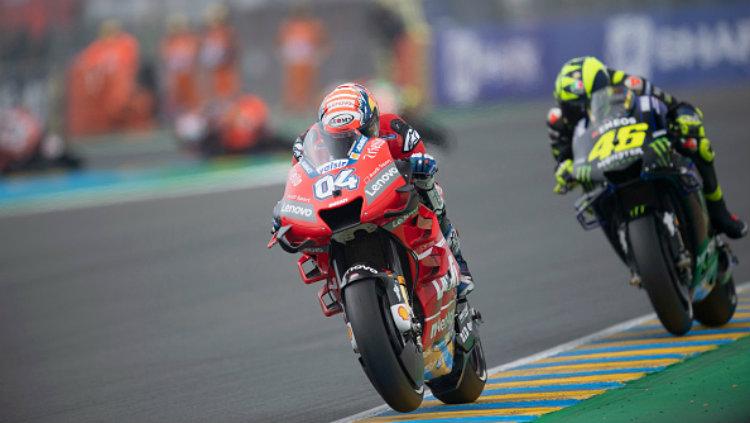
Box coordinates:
[433,4,750,106]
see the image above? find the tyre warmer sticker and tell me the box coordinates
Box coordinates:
[351,288,750,423]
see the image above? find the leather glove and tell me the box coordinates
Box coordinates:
[390,118,421,152]
[410,152,438,179]
[642,138,674,172]
[553,159,576,194]
[668,102,704,139]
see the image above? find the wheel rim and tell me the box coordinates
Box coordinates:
[470,339,487,382]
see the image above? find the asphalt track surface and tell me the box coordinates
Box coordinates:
[1,85,749,423]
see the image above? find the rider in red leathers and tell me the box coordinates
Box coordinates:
[275,82,475,298]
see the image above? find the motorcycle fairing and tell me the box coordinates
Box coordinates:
[277,127,461,377]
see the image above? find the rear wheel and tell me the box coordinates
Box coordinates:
[694,276,737,326]
[630,216,692,335]
[343,280,423,412]
[429,337,487,404]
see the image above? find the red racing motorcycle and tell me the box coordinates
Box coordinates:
[268,123,486,412]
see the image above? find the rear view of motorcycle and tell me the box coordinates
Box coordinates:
[0,107,83,175]
[269,123,485,411]
[566,87,737,335]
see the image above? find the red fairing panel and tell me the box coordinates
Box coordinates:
[277,128,457,346]
[388,203,458,347]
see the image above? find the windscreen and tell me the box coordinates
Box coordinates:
[589,86,634,124]
[301,122,362,169]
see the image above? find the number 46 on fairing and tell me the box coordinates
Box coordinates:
[314,168,359,199]
[588,123,649,162]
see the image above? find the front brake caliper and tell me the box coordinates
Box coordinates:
[387,275,419,338]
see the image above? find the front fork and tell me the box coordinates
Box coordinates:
[339,266,423,353]
[379,272,483,354]
[386,273,424,351]
[619,210,692,290]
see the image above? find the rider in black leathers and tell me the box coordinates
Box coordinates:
[547,56,747,240]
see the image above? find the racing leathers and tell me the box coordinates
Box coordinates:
[284,113,475,297]
[548,69,748,239]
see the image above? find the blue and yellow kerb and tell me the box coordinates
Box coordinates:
[357,290,750,423]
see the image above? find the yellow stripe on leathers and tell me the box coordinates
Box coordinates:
[495,359,680,377]
[360,407,563,422]
[485,372,644,389]
[538,346,717,362]
[420,390,605,408]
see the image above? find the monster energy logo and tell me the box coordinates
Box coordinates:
[575,164,594,190]
[650,138,672,168]
[575,165,591,182]
[629,204,646,217]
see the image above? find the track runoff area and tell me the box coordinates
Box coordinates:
[338,283,750,423]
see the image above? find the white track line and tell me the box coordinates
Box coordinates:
[332,281,750,423]
[0,162,289,218]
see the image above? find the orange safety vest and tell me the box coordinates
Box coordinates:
[200,25,240,101]
[161,32,201,112]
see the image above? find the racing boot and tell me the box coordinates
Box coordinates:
[442,221,475,300]
[413,173,476,300]
[455,253,475,300]
[706,197,748,239]
[690,145,747,239]
[670,107,747,239]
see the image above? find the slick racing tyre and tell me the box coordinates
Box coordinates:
[429,337,487,404]
[344,280,424,412]
[630,215,693,336]
[694,276,737,327]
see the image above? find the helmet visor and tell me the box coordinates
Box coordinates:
[589,86,634,123]
[301,122,363,170]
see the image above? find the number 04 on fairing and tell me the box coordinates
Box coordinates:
[269,123,486,412]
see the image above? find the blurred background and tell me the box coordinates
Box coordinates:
[1,1,750,422]
[1,0,749,177]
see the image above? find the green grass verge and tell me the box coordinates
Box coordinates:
[536,335,750,423]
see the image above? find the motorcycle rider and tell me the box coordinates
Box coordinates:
[273,82,475,298]
[547,56,747,239]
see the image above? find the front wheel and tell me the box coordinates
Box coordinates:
[629,216,693,335]
[343,280,424,412]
